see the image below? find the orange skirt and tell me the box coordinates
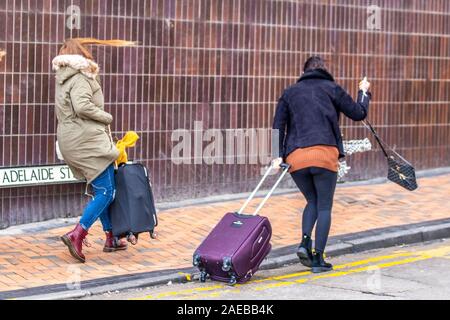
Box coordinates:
[286,145,339,173]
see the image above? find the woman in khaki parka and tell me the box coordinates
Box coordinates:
[53,38,135,263]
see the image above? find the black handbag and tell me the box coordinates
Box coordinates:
[363,120,418,191]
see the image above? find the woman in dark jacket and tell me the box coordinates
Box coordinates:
[272,56,371,273]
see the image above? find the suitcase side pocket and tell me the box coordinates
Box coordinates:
[250,225,270,263]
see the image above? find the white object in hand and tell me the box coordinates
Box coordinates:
[271,157,283,169]
[338,160,351,180]
[338,138,372,180]
[343,138,372,155]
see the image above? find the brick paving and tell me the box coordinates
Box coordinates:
[0,174,449,292]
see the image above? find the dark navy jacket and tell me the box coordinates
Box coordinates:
[273,69,371,159]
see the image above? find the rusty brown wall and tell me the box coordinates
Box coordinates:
[1,0,449,226]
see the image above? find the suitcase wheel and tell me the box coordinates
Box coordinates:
[222,257,232,272]
[200,271,207,283]
[149,230,157,239]
[126,233,138,245]
[193,254,201,267]
[228,275,237,286]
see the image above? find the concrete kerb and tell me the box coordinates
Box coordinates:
[15,219,450,300]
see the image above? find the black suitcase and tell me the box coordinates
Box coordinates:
[109,162,158,244]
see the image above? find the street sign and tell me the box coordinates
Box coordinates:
[0,165,84,188]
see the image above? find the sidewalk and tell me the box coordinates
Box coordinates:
[0,173,449,295]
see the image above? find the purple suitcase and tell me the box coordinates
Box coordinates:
[193,163,290,285]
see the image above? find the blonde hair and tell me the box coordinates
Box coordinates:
[0,49,5,62]
[58,38,137,60]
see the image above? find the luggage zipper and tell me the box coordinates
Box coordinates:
[143,166,153,187]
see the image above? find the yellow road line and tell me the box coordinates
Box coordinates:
[179,289,241,300]
[249,252,417,284]
[333,252,416,270]
[248,251,418,285]
[250,270,312,283]
[254,247,450,291]
[250,252,417,283]
[137,284,225,300]
[133,244,450,300]
[251,256,429,291]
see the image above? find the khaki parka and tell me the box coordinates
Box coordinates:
[53,54,119,184]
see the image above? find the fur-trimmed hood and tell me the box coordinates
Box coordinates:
[52,54,100,83]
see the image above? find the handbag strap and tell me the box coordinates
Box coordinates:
[362,120,413,166]
[362,120,389,158]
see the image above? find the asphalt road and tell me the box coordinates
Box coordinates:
[83,238,450,300]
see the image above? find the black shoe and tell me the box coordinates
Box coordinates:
[296,234,313,268]
[312,251,333,273]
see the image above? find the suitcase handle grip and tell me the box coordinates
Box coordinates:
[238,162,291,216]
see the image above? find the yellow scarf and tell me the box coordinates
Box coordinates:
[115,131,139,166]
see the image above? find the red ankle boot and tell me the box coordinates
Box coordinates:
[61,224,88,263]
[103,231,128,252]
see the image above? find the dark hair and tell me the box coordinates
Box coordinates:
[303,56,326,72]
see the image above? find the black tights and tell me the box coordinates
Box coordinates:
[291,167,337,253]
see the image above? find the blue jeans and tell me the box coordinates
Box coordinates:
[79,164,115,232]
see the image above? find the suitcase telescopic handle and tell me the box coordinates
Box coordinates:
[238,162,291,216]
